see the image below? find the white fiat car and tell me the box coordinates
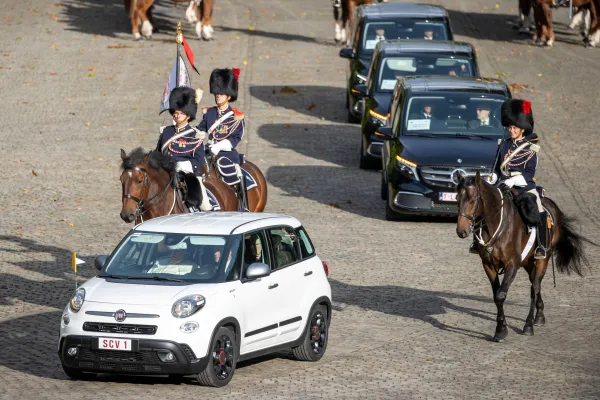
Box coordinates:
[59,212,332,387]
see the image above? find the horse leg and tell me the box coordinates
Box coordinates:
[186,0,198,23]
[138,0,153,39]
[200,0,214,40]
[333,4,342,43]
[524,258,549,335]
[493,260,521,342]
[544,1,555,46]
[482,263,508,341]
[345,0,356,46]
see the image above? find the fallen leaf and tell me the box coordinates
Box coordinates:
[280,86,297,93]
[66,98,71,102]
[243,60,248,65]
[98,157,103,161]
[85,122,90,126]
[107,44,135,49]
[88,67,96,72]
[537,73,543,77]
[248,26,255,31]
[327,202,340,208]
[50,72,56,75]
[88,73,96,77]
[68,223,74,227]
[495,3,499,8]
[307,103,316,110]
[31,170,37,176]
[508,83,528,90]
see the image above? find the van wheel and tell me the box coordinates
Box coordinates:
[292,305,328,362]
[385,201,403,221]
[197,326,237,387]
[62,364,95,380]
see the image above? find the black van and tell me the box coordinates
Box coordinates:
[354,40,479,169]
[376,76,512,220]
[339,3,453,123]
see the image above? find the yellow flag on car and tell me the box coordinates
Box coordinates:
[72,252,85,273]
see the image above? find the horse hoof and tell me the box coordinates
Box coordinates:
[522,324,534,336]
[534,315,546,326]
[134,33,143,41]
[492,328,508,342]
[495,291,506,302]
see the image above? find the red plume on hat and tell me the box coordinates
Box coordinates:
[232,68,240,81]
[522,100,532,115]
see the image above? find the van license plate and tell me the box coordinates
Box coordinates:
[439,192,457,202]
[98,338,132,351]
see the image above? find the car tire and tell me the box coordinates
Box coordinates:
[292,305,329,362]
[61,364,95,380]
[197,326,237,387]
[380,172,388,200]
[347,109,360,123]
[385,201,403,221]
[359,141,379,170]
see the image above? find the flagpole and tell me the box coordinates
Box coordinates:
[176,22,182,88]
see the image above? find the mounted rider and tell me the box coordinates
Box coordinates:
[196,68,246,189]
[470,98,548,260]
[156,86,212,212]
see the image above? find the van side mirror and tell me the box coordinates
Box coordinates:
[94,255,108,271]
[352,84,368,98]
[375,127,394,141]
[243,262,271,282]
[339,48,353,59]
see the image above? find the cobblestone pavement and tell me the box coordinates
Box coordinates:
[1,0,599,398]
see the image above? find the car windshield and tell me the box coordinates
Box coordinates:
[361,19,449,56]
[100,231,243,283]
[403,93,507,137]
[377,56,475,92]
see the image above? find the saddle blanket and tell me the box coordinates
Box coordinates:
[205,188,221,211]
[242,167,258,190]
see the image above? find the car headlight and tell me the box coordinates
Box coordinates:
[69,288,85,313]
[172,295,206,318]
[396,156,419,181]
[356,73,367,84]
[369,110,388,127]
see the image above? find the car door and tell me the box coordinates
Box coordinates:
[236,230,280,354]
[265,226,306,344]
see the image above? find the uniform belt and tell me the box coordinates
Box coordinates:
[507,171,522,177]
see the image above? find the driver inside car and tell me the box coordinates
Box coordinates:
[147,236,198,275]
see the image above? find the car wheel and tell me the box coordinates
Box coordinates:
[359,141,379,170]
[380,172,388,200]
[345,90,349,109]
[292,305,328,362]
[385,200,403,221]
[197,326,237,387]
[347,109,360,123]
[61,364,95,380]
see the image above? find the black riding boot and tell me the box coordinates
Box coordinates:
[535,211,548,260]
[469,238,479,254]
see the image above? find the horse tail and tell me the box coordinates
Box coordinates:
[125,0,136,19]
[552,203,597,276]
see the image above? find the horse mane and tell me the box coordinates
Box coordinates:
[121,147,177,187]
[457,176,477,191]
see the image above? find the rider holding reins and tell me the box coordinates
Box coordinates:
[470,99,548,260]
[196,68,245,187]
[156,86,212,212]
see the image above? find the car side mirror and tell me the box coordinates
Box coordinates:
[352,84,368,98]
[339,48,353,59]
[94,255,108,271]
[374,127,394,140]
[244,262,271,281]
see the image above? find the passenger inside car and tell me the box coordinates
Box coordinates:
[271,234,295,268]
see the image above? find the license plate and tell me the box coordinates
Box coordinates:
[439,192,457,202]
[98,338,132,351]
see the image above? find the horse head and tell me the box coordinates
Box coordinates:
[456,171,485,238]
[119,148,175,223]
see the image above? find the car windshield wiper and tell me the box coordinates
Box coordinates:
[454,133,496,140]
[126,276,184,283]
[98,274,127,279]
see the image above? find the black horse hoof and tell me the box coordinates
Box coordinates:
[495,291,506,302]
[522,324,534,336]
[534,314,546,326]
[492,326,508,342]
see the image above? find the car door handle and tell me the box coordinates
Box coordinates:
[304,271,313,276]
[268,283,279,289]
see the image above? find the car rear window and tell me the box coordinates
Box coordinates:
[361,19,449,55]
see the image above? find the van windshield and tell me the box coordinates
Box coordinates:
[377,56,475,92]
[361,18,449,57]
[402,93,507,137]
[99,231,243,283]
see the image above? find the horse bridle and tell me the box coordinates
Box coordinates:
[458,184,482,225]
[122,166,173,220]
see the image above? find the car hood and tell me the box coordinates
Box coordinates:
[82,277,225,306]
[399,135,499,166]
[372,93,393,115]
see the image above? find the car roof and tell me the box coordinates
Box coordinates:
[361,3,448,19]
[399,76,508,94]
[378,40,474,55]
[133,212,302,235]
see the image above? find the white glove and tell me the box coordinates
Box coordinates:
[210,139,233,155]
[504,175,527,188]
[487,173,498,184]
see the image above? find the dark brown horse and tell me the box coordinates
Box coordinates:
[456,173,594,342]
[124,0,215,40]
[119,148,267,224]
[333,0,378,45]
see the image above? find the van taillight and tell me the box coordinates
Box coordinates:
[322,261,329,277]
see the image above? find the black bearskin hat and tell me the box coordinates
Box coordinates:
[501,99,534,132]
[209,68,239,102]
[169,87,198,121]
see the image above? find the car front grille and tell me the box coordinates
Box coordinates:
[419,166,491,189]
[78,348,160,363]
[83,322,157,335]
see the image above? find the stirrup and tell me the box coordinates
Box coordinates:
[534,246,547,260]
[469,242,479,254]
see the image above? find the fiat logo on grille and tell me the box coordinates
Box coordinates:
[114,309,127,322]
[451,169,468,185]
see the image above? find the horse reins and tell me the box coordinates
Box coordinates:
[122,166,176,222]
[460,185,506,256]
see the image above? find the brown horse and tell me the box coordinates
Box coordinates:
[456,173,594,342]
[124,0,215,40]
[333,0,379,45]
[119,148,267,224]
